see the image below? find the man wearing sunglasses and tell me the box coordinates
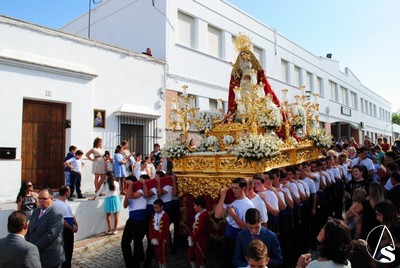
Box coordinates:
[27,188,65,268]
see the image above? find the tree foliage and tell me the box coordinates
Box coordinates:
[393,111,400,125]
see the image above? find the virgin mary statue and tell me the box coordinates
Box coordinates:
[225,33,281,122]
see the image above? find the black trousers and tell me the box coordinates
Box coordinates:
[221,236,236,268]
[169,199,180,250]
[121,218,145,268]
[70,172,82,197]
[62,228,74,268]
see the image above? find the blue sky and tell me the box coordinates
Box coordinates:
[1,0,399,111]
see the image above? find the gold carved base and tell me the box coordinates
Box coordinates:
[173,141,320,198]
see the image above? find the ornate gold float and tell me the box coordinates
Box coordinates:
[165,33,332,238]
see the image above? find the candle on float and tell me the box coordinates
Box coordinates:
[299,85,306,96]
[182,85,188,96]
[217,99,223,111]
[170,99,177,110]
[257,82,264,98]
[281,89,288,102]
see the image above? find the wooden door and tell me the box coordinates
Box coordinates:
[22,100,66,189]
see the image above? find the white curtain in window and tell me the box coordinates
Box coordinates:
[209,99,217,110]
[317,77,323,97]
[281,60,289,83]
[208,25,222,58]
[253,46,263,65]
[306,72,312,92]
[294,66,300,87]
[178,12,194,48]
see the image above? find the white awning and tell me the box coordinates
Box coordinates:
[113,103,161,119]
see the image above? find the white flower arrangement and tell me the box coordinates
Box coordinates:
[198,110,223,133]
[162,141,188,159]
[257,106,282,129]
[206,135,219,146]
[233,133,283,160]
[223,135,235,145]
[289,104,306,128]
[308,127,333,148]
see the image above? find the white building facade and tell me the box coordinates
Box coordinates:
[1,0,398,202]
[0,15,166,202]
[62,0,395,143]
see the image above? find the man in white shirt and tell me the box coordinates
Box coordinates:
[215,178,255,268]
[54,185,78,268]
[123,175,147,267]
[135,160,148,179]
[351,147,375,178]
[244,177,268,225]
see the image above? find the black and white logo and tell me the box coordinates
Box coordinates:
[366,225,396,263]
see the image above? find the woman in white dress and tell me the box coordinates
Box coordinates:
[85,137,106,192]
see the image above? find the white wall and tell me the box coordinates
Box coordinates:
[61,0,167,60]
[0,197,129,241]
[0,16,166,202]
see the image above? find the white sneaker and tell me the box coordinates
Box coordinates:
[105,230,113,235]
[112,230,118,235]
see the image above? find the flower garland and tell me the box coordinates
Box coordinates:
[198,110,223,133]
[289,104,306,128]
[162,141,188,159]
[223,135,235,145]
[308,127,333,148]
[233,133,283,160]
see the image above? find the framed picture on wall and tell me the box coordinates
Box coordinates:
[93,109,106,128]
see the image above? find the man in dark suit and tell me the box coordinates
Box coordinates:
[0,210,41,268]
[27,188,65,268]
[233,208,283,268]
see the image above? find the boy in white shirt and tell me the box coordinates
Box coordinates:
[64,150,85,199]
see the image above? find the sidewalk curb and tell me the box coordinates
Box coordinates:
[74,232,122,253]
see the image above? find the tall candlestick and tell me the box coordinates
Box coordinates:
[217,99,223,111]
[182,85,188,96]
[170,99,177,110]
[312,93,319,104]
[281,89,288,102]
[299,85,305,96]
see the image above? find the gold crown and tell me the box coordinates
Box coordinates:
[234,32,253,52]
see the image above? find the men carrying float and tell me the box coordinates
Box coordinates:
[215,178,254,268]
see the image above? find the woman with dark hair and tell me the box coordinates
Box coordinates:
[374,200,400,266]
[114,145,128,195]
[375,200,399,228]
[90,171,121,235]
[296,218,352,267]
[16,181,38,220]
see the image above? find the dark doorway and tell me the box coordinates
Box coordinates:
[121,124,144,156]
[22,100,66,189]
